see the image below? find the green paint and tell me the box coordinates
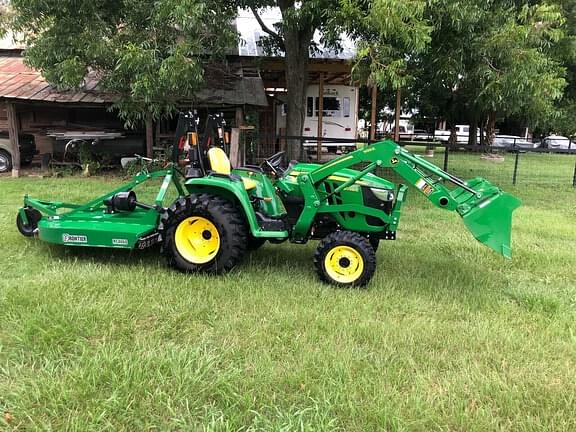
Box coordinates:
[18,139,521,260]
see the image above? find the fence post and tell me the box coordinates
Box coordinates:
[512,151,520,185]
[572,157,576,188]
[443,145,449,171]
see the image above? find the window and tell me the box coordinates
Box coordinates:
[343,97,351,118]
[306,97,314,117]
[315,97,341,117]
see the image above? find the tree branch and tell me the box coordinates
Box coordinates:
[250,7,285,50]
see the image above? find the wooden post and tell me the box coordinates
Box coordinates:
[370,85,378,141]
[317,74,324,162]
[235,106,244,128]
[7,103,20,178]
[145,115,153,158]
[394,87,401,142]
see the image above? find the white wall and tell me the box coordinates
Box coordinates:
[276,84,359,140]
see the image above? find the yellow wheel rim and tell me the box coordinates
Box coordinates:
[175,216,220,264]
[324,245,364,284]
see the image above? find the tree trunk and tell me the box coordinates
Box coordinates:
[468,117,478,147]
[276,0,315,162]
[479,116,485,150]
[145,114,154,158]
[448,124,457,146]
[283,33,311,161]
[485,111,497,150]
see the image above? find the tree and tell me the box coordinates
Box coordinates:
[339,0,432,140]
[414,0,567,147]
[239,0,433,158]
[8,0,237,125]
[547,0,576,137]
[236,0,342,159]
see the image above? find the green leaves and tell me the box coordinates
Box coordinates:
[8,0,237,125]
[342,0,432,91]
[411,0,569,134]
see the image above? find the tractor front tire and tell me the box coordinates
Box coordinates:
[159,194,247,274]
[364,234,380,252]
[314,231,376,287]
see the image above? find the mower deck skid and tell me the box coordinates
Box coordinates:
[451,177,522,258]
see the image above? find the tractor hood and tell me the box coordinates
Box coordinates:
[284,162,396,190]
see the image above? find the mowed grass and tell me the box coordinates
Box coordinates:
[1,155,576,431]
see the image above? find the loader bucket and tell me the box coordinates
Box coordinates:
[452,178,521,258]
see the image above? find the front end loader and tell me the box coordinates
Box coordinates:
[16,112,521,287]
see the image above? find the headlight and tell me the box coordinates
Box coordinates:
[370,188,394,202]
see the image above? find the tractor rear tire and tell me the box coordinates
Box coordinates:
[314,231,376,287]
[159,194,247,274]
[16,208,42,237]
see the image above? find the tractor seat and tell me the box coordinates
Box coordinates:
[207,147,257,191]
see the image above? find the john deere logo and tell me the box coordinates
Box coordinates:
[391,157,399,165]
[62,234,87,243]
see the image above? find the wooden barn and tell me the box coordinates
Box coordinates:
[0,52,269,176]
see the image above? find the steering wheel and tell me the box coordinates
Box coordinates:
[261,151,286,176]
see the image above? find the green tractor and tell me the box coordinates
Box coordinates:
[16,112,521,287]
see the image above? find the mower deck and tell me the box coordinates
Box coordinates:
[37,211,158,249]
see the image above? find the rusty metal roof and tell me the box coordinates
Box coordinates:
[0,56,268,107]
[0,56,115,104]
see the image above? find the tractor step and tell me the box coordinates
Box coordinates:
[255,211,286,231]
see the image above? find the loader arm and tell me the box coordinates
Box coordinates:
[291,140,521,258]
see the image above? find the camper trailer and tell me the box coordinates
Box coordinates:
[277,84,359,154]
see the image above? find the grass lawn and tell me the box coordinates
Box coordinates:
[1,154,576,431]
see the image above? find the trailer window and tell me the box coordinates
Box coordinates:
[315,97,341,117]
[306,97,314,117]
[343,97,350,118]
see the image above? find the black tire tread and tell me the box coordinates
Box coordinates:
[314,230,376,287]
[158,194,247,274]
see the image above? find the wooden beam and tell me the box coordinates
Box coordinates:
[7,103,20,177]
[394,88,402,142]
[145,115,153,158]
[317,73,324,162]
[370,85,378,141]
[325,73,348,84]
[258,59,352,74]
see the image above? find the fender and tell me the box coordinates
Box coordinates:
[184,175,289,239]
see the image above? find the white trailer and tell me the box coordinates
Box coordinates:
[276,84,359,151]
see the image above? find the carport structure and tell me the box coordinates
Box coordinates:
[0,55,268,177]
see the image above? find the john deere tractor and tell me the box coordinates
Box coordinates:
[16,112,521,287]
